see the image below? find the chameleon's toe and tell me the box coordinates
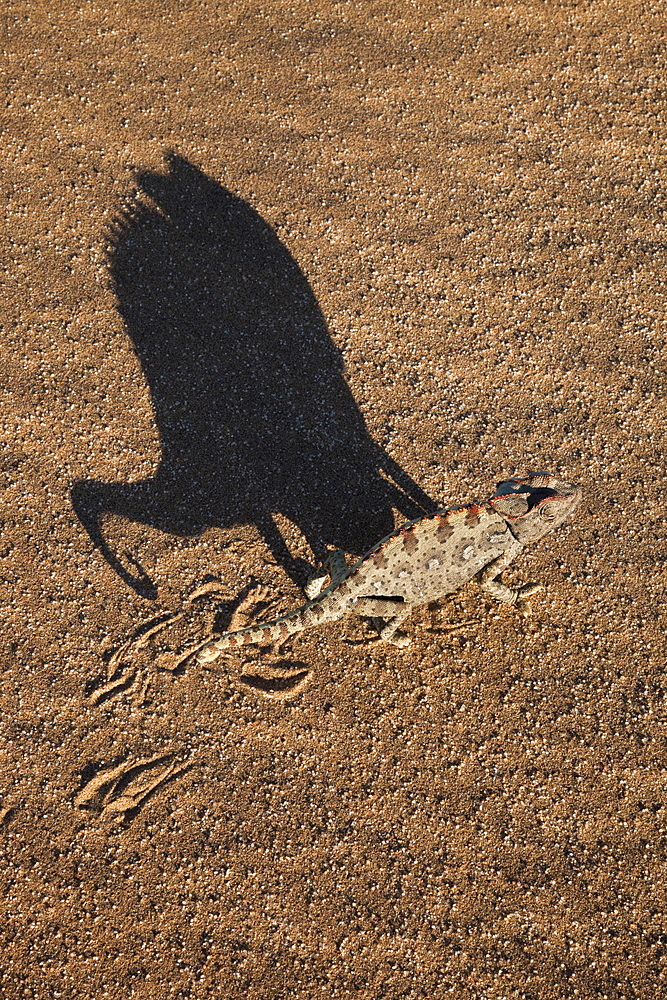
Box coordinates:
[514,598,533,617]
[385,630,411,648]
[304,572,328,600]
[518,583,544,598]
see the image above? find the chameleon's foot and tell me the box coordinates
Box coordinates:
[373,618,412,647]
[366,604,413,647]
[383,630,411,648]
[304,571,328,600]
[513,583,544,618]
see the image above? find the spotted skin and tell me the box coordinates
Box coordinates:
[190,471,582,662]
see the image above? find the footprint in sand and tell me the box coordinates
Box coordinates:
[237,664,311,700]
[88,583,312,706]
[220,586,313,700]
[74,752,192,822]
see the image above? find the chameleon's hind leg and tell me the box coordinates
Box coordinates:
[375,607,412,648]
[350,598,412,648]
[304,549,348,599]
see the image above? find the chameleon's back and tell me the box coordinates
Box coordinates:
[346,471,582,607]
[347,504,520,606]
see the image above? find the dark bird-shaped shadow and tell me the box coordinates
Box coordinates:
[72,154,436,598]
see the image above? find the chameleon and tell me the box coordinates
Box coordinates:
[187,471,582,665]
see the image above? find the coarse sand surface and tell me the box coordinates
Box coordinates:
[2,2,667,997]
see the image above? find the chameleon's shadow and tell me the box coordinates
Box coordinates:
[72,154,436,598]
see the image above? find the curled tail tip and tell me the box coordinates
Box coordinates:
[194,642,222,665]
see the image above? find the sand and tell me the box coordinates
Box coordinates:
[2,1,666,996]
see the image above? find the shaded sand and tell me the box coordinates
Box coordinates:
[2,2,666,996]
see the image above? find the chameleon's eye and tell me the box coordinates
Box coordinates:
[539,500,559,521]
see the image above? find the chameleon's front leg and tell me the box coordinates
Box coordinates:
[304,549,348,599]
[475,554,544,617]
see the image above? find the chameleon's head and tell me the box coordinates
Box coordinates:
[489,471,582,543]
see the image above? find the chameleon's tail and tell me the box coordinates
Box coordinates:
[189,595,341,666]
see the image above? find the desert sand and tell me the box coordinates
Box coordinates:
[2,1,666,997]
